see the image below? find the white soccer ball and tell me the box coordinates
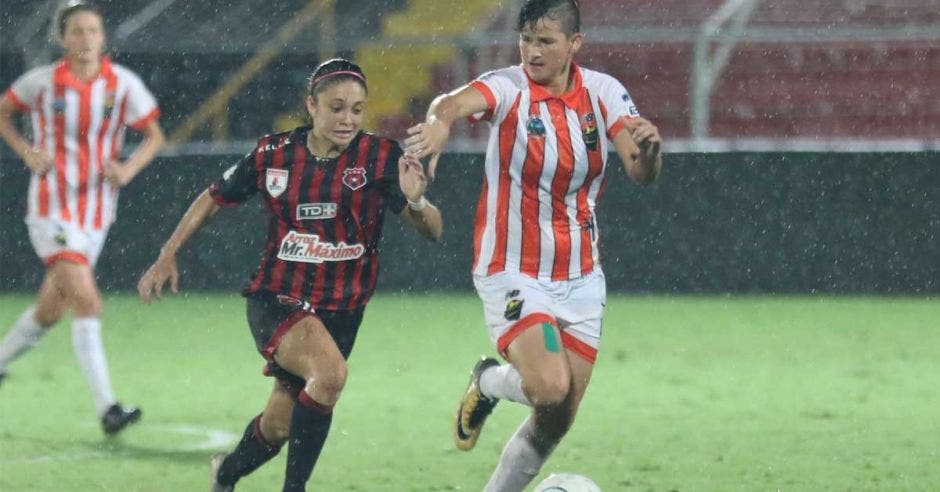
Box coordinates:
[534,472,602,492]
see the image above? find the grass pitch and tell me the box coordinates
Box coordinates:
[0,293,937,491]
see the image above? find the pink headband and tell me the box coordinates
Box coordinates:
[310,70,366,88]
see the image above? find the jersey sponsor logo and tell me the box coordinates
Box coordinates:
[581,112,599,151]
[296,202,337,220]
[526,116,546,137]
[259,137,291,153]
[265,169,289,198]
[342,167,367,191]
[277,231,365,264]
[103,93,116,118]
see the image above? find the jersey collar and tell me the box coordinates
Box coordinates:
[55,56,114,89]
[525,62,584,109]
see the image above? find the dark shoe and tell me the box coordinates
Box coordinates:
[101,403,142,436]
[0,372,6,387]
[454,357,500,451]
[210,453,233,492]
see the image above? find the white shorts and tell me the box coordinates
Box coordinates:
[474,270,606,363]
[26,217,109,267]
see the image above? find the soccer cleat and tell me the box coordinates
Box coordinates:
[454,356,500,451]
[209,453,233,492]
[0,372,6,387]
[101,403,142,436]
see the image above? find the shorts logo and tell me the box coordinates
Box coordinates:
[277,231,365,264]
[276,294,314,313]
[526,116,546,137]
[342,168,367,191]
[53,225,67,246]
[504,299,524,321]
[297,203,337,220]
[266,169,289,198]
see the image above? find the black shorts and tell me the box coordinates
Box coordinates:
[245,292,364,395]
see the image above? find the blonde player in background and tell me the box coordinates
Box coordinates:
[0,1,164,435]
[406,0,661,490]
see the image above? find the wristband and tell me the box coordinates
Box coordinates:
[407,196,428,211]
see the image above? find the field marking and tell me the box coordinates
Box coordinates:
[0,424,238,465]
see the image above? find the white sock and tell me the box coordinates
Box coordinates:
[484,417,548,492]
[480,364,531,406]
[71,317,116,416]
[0,306,49,373]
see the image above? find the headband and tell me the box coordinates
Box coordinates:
[310,70,366,88]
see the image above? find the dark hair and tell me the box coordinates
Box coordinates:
[517,0,580,36]
[307,58,367,99]
[56,1,104,39]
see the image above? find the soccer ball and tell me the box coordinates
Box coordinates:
[534,472,602,492]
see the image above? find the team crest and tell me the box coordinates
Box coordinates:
[265,168,289,198]
[342,168,367,191]
[581,112,598,151]
[52,99,66,113]
[526,116,546,137]
[102,93,116,118]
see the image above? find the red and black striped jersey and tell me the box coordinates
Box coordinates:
[209,126,407,310]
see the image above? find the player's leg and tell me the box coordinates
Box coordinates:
[213,381,293,490]
[0,274,66,380]
[272,315,348,492]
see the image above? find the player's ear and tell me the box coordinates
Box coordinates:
[569,32,584,54]
[305,95,317,117]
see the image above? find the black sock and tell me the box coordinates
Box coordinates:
[282,391,334,492]
[216,414,283,486]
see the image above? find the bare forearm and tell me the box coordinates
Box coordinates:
[0,112,32,160]
[403,203,443,241]
[427,94,460,127]
[631,153,662,185]
[159,190,220,258]
[121,128,165,180]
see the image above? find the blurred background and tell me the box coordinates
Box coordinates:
[1,0,938,294]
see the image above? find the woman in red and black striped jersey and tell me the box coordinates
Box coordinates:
[137,59,441,491]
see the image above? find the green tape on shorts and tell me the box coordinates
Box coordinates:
[542,323,560,353]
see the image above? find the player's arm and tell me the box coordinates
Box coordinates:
[137,189,220,302]
[611,116,662,185]
[397,153,442,241]
[104,119,166,187]
[404,85,490,179]
[0,94,54,174]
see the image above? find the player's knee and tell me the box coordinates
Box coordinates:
[310,359,347,401]
[33,306,61,327]
[71,291,102,317]
[259,414,291,445]
[524,373,571,407]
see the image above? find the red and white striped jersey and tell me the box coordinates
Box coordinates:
[4,56,160,231]
[468,64,639,281]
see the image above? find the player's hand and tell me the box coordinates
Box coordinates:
[398,152,428,203]
[404,118,449,180]
[23,147,54,175]
[137,255,179,303]
[625,117,661,161]
[104,160,135,187]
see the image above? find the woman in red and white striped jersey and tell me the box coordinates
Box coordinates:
[406,1,662,490]
[0,1,164,435]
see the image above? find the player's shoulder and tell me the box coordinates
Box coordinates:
[578,65,623,89]
[252,128,297,155]
[108,61,146,84]
[12,64,56,86]
[477,65,528,89]
[360,130,402,150]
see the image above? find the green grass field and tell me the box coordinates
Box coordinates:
[0,293,938,491]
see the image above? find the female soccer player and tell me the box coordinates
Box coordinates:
[406,1,662,490]
[0,1,164,435]
[137,58,441,491]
